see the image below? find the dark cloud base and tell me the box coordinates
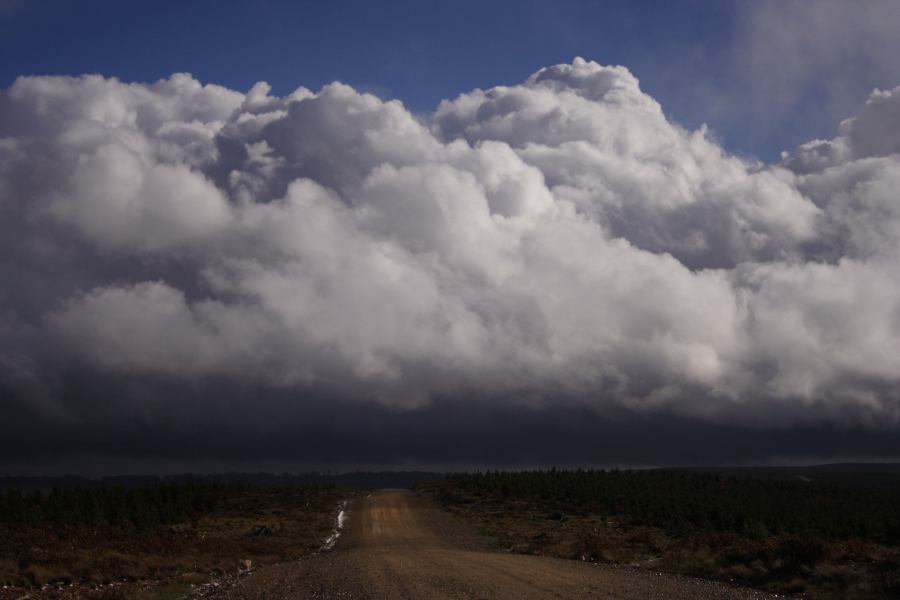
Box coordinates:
[3,373,898,475]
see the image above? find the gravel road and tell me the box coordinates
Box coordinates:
[220,490,779,599]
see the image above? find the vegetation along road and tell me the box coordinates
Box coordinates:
[223,490,776,599]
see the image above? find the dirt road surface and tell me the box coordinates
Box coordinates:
[222,490,777,599]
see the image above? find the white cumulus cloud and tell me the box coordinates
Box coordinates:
[3,59,900,428]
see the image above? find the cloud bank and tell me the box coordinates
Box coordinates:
[3,59,900,468]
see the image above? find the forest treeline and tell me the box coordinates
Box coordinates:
[0,470,439,492]
[446,469,900,545]
[0,482,250,529]
[0,471,433,530]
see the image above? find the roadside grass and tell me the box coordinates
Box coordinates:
[0,484,348,599]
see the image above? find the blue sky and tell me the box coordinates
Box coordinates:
[0,1,730,106]
[6,0,899,161]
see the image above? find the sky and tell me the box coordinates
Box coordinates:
[4,0,900,160]
[3,1,900,475]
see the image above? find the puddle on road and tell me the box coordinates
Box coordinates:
[320,500,348,551]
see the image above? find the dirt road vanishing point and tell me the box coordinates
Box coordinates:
[224,490,776,599]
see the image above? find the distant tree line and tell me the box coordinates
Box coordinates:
[448,469,900,545]
[0,481,242,529]
[0,470,439,492]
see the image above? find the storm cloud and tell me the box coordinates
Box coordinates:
[3,58,900,470]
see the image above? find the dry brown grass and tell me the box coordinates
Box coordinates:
[419,480,900,599]
[0,486,349,599]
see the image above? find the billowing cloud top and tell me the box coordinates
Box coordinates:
[3,58,900,467]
